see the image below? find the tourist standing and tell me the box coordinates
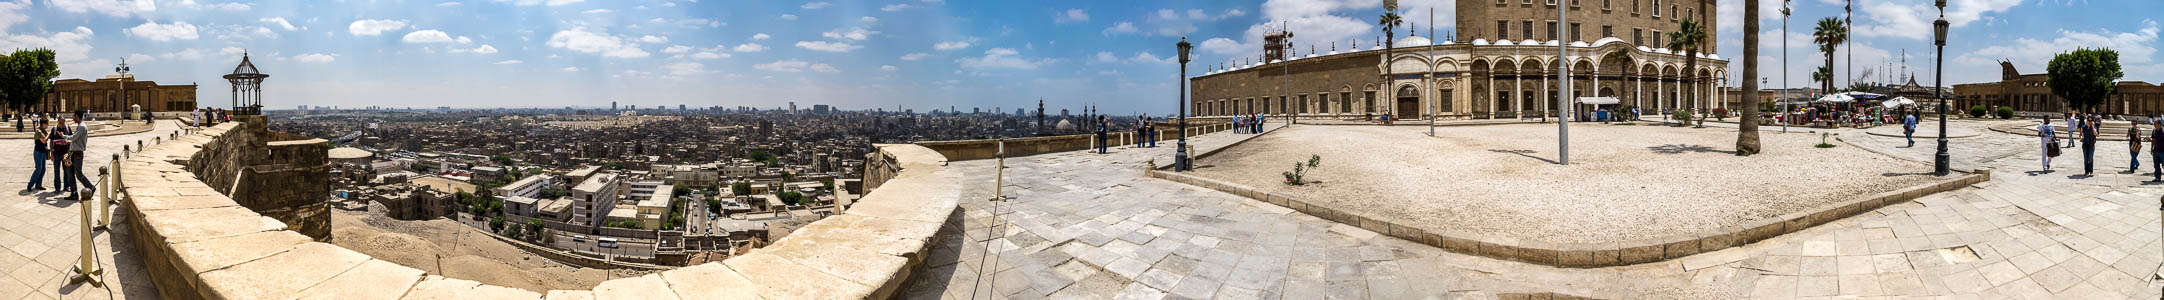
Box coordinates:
[1903,112,1918,147]
[2150,118,2163,181]
[1145,121,1157,148]
[2080,114,2099,176]
[2065,111,2080,149]
[1095,116,1108,154]
[1255,113,1264,133]
[1134,117,1146,148]
[48,119,70,194]
[2040,118,2057,172]
[64,111,93,200]
[26,121,46,193]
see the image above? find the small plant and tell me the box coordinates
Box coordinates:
[1282,154,1322,186]
[1712,108,1729,121]
[1815,132,1837,148]
[1994,107,2016,119]
[1671,109,1692,126]
[1967,105,1988,118]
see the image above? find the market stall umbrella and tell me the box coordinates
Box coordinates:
[1836,91,1889,101]
[1815,94,1856,103]
[1881,97,1916,108]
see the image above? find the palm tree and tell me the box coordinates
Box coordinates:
[1737,0,1763,155]
[1810,65,1832,93]
[1379,10,1402,115]
[1667,18,1708,127]
[1812,17,1847,94]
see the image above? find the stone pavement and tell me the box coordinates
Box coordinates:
[0,120,186,300]
[904,119,2163,299]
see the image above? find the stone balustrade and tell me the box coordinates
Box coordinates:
[916,121,1237,161]
[120,123,963,299]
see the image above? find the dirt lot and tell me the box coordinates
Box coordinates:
[330,205,655,292]
[1191,123,1940,244]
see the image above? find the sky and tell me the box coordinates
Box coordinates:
[0,0,2156,114]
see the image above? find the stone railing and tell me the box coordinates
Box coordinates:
[121,123,964,298]
[1145,168,1991,268]
[916,121,1237,161]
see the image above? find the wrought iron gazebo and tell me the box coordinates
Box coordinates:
[223,52,268,115]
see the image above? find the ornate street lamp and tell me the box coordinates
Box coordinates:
[1932,0,1951,176]
[1176,37,1194,171]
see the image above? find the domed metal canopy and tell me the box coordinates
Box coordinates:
[223,52,269,115]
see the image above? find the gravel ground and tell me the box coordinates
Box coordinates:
[1190,123,1940,244]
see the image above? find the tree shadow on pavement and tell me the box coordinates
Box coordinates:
[1646,144,1738,155]
[1488,149,1561,165]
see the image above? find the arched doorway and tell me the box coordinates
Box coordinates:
[1396,85,1420,119]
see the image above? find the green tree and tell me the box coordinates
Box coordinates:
[1736,0,1763,155]
[2046,48,2123,112]
[1812,17,1848,94]
[778,191,804,205]
[0,49,60,112]
[1666,18,1709,127]
[490,155,513,166]
[1810,66,1832,94]
[730,181,752,196]
[489,216,506,232]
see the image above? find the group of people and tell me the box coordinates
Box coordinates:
[193,108,231,127]
[1133,116,1158,148]
[1232,113,1265,134]
[18,110,96,200]
[2036,110,2164,181]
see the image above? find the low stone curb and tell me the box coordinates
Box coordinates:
[1144,168,1990,268]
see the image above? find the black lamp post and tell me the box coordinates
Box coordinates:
[1176,37,1194,171]
[1931,0,1950,176]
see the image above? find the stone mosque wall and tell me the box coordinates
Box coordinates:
[120,122,963,299]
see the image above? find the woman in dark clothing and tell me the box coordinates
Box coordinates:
[48,123,69,192]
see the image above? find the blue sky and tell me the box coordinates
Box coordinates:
[0,0,2155,113]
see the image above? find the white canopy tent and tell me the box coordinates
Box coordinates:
[1577,97,1620,105]
[1881,97,1916,108]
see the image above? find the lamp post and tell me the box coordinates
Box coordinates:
[1556,0,1570,165]
[115,58,130,117]
[1781,1,1791,133]
[1176,37,1194,171]
[1931,0,1950,176]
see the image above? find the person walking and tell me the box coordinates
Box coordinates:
[2065,111,2080,149]
[1903,111,1919,148]
[2039,118,2057,172]
[2131,118,2145,173]
[25,121,47,193]
[2080,114,2099,176]
[192,108,201,127]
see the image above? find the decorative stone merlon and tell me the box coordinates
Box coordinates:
[121,122,962,298]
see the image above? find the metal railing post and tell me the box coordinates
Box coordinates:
[70,166,106,287]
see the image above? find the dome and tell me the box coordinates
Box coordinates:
[1439,40,1454,45]
[1471,38,1489,45]
[1636,46,1653,52]
[1494,40,1514,46]
[1591,37,1625,47]
[1543,40,1560,46]
[1055,120,1075,131]
[1568,41,1589,47]
[1520,39,1540,45]
[1393,36,1432,48]
[328,147,373,160]
[1707,54,1723,60]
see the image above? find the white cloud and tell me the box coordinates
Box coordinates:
[881,65,898,71]
[959,48,1052,70]
[801,1,830,9]
[822,27,878,41]
[1957,20,2159,77]
[1157,9,1180,20]
[780,14,798,20]
[662,61,715,77]
[259,17,299,31]
[1056,9,1089,23]
[692,51,729,59]
[125,21,199,41]
[900,53,931,60]
[881,4,913,11]
[811,64,840,72]
[209,25,277,40]
[861,16,878,23]
[456,36,472,44]
[175,0,249,11]
[438,2,462,6]
[1130,52,1172,64]
[734,43,765,52]
[402,30,455,43]
[934,41,970,51]
[755,59,813,72]
[125,53,152,62]
[663,45,694,53]
[795,41,863,52]
[348,19,408,36]
[1103,22,1138,35]
[547,27,650,58]
[1187,9,1209,20]
[449,44,498,54]
[638,35,669,43]
[495,60,523,65]
[751,33,771,40]
[1225,8,1246,17]
[0,1,26,32]
[291,53,337,63]
[157,48,205,60]
[220,47,246,56]
[0,27,97,78]
[49,0,155,17]
[560,66,581,72]
[583,8,611,14]
[1199,38,1244,55]
[1096,51,1119,62]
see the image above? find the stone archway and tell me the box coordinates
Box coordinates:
[1396,84,1420,119]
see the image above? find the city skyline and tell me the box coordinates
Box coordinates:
[0,0,2155,114]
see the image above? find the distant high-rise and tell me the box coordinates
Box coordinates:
[789,102,797,114]
[612,101,618,111]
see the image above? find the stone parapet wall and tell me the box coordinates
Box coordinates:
[916,122,1238,161]
[120,124,963,299]
[184,115,332,240]
[1145,167,1991,268]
